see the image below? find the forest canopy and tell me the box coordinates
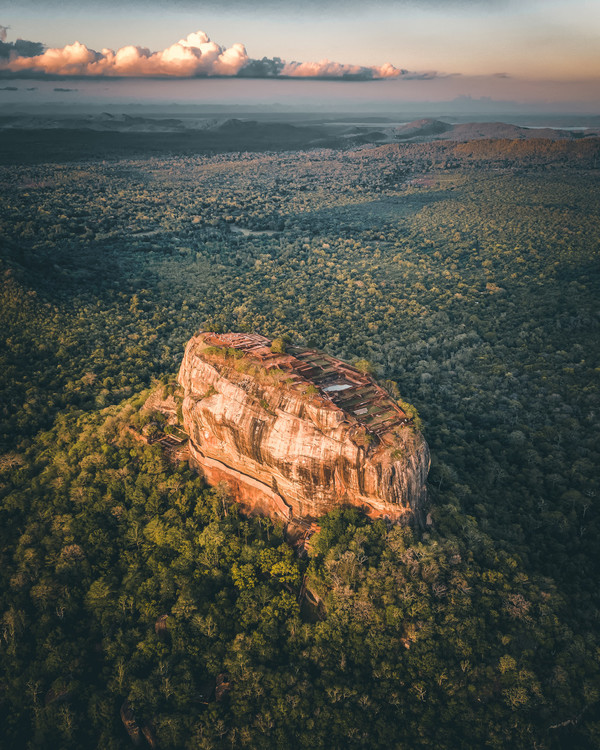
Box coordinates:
[0,137,598,748]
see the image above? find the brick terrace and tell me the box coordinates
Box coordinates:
[201,332,411,437]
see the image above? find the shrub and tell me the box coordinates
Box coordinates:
[270,337,287,354]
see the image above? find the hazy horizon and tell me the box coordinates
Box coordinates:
[1,77,600,118]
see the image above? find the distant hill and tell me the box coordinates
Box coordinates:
[388,118,594,143]
[393,119,454,139]
[442,121,578,141]
[0,112,597,165]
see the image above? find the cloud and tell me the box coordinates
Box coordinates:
[0,25,8,43]
[278,61,445,81]
[0,31,249,77]
[237,56,285,78]
[0,29,421,81]
[281,60,401,80]
[0,37,45,59]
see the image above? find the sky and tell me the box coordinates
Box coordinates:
[1,0,599,109]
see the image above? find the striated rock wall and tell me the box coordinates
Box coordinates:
[178,333,430,523]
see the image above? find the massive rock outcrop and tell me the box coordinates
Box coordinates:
[178,332,430,523]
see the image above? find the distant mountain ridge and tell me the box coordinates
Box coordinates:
[0,112,596,142]
[0,112,597,165]
[393,119,454,138]
[389,118,592,142]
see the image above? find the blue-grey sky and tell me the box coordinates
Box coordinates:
[1,0,599,104]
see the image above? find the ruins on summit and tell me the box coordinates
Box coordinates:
[178,332,430,524]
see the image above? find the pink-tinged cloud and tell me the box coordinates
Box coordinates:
[0,29,406,80]
[1,31,250,78]
[281,59,401,79]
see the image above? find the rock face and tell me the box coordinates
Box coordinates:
[178,332,430,523]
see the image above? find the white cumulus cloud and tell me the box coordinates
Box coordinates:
[0,29,419,81]
[0,31,249,77]
[281,59,401,79]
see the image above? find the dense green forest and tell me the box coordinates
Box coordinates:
[1,138,599,748]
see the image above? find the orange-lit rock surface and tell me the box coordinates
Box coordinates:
[178,332,430,522]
